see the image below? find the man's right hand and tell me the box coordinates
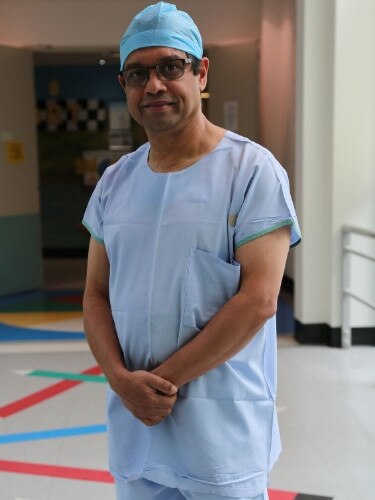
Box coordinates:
[109,369,178,426]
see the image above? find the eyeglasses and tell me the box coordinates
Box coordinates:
[119,58,192,87]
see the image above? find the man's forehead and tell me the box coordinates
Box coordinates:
[125,46,186,67]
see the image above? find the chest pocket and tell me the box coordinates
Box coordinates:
[178,248,240,348]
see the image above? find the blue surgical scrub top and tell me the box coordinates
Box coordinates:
[83,131,301,498]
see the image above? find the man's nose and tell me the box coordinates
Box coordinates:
[145,68,168,93]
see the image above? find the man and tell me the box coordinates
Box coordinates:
[82,2,301,500]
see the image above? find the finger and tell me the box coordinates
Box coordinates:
[147,374,177,395]
[156,405,175,416]
[151,393,177,411]
[143,415,164,426]
[143,419,157,426]
[122,392,170,415]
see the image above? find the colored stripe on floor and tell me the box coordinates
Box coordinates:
[0,424,106,444]
[0,462,331,500]
[0,365,102,418]
[268,492,332,500]
[0,322,85,342]
[0,311,83,327]
[51,294,83,305]
[23,369,107,383]
[0,460,332,499]
[0,460,113,483]
[0,289,84,312]
[268,491,297,500]
[295,495,333,500]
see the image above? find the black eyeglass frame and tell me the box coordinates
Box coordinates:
[119,58,192,87]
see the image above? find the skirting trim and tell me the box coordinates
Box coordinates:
[295,321,375,347]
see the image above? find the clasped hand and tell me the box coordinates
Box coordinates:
[110,370,178,426]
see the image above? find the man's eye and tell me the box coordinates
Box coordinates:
[164,63,179,71]
[128,69,144,79]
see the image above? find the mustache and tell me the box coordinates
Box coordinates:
[140,97,177,107]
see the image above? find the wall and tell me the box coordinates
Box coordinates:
[259,0,296,278]
[0,46,42,296]
[259,0,295,186]
[35,65,124,101]
[294,0,335,326]
[208,42,259,141]
[0,0,262,50]
[331,0,375,328]
[294,0,375,340]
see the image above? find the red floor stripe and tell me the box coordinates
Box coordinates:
[0,459,113,483]
[0,365,102,418]
[50,295,83,305]
[269,490,297,500]
[0,459,303,496]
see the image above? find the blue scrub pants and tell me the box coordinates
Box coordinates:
[115,477,269,500]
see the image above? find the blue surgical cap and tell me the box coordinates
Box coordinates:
[119,1,203,69]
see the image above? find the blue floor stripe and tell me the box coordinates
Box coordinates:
[0,288,84,308]
[0,293,294,340]
[0,322,85,342]
[0,424,106,444]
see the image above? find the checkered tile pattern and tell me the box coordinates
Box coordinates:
[36,99,107,131]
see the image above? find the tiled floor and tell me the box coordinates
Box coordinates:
[0,260,374,500]
[274,340,375,500]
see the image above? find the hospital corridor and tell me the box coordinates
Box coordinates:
[1,1,375,499]
[0,259,374,500]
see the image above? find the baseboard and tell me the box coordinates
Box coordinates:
[43,248,88,258]
[281,275,294,294]
[295,321,375,347]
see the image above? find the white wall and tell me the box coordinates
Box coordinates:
[0,46,40,216]
[0,45,42,295]
[331,0,375,327]
[294,0,375,330]
[294,0,335,325]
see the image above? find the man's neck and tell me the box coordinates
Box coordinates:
[147,117,226,173]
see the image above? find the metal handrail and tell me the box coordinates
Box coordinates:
[342,225,375,347]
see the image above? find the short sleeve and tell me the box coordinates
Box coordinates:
[234,153,301,249]
[82,177,105,245]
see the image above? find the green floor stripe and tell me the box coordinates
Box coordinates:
[30,370,107,383]
[0,300,82,313]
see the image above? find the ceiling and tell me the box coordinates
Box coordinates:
[1,0,262,67]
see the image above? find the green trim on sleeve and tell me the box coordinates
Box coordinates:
[82,220,105,245]
[235,218,297,249]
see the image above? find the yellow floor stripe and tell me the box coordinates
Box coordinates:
[0,311,83,327]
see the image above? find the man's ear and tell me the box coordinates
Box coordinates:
[198,57,209,92]
[118,74,126,90]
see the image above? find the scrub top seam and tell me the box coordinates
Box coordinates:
[147,173,171,366]
[143,461,265,482]
[142,132,231,176]
[235,218,295,249]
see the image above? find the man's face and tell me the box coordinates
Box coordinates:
[119,47,208,136]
